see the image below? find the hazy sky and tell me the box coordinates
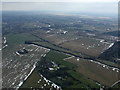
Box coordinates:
[2,0,118,17]
[1,0,118,2]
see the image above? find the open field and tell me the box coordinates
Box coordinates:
[65,57,119,87]
[60,37,110,57]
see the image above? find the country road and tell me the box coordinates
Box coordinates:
[111,80,120,87]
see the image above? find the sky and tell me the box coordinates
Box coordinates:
[1,0,118,17]
[1,0,119,2]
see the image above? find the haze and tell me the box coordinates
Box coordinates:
[2,2,118,18]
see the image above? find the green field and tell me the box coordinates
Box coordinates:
[6,33,40,47]
[37,50,100,89]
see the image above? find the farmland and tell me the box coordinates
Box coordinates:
[65,57,119,86]
[21,50,100,89]
[2,11,119,89]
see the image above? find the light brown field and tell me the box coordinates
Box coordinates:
[60,37,109,57]
[65,57,119,87]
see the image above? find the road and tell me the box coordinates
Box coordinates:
[111,80,120,87]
